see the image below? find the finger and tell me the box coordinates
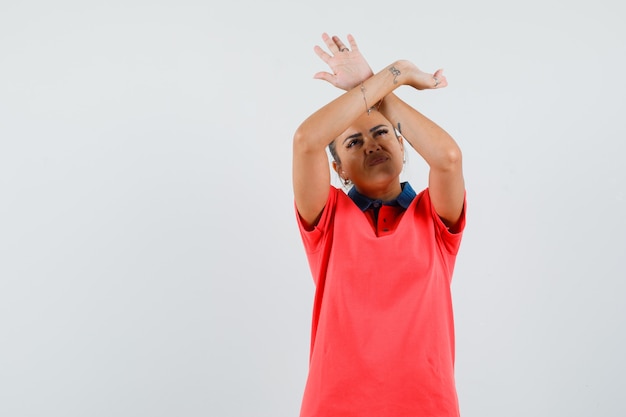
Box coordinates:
[347,34,359,52]
[321,32,340,54]
[314,45,331,63]
[433,69,448,88]
[313,71,336,84]
[332,35,349,52]
[434,78,448,88]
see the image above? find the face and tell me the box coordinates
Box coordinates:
[332,111,404,199]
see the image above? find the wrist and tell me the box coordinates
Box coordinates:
[384,60,406,87]
[348,68,375,91]
[393,60,435,90]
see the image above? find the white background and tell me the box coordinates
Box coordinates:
[1,1,625,416]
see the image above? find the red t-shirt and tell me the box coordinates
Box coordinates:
[296,185,466,417]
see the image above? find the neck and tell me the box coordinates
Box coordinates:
[354,181,402,202]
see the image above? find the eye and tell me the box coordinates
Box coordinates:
[374,128,389,137]
[346,138,362,148]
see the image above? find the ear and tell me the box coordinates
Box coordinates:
[332,160,341,175]
[332,161,349,183]
[397,134,404,150]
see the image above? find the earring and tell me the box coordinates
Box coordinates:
[340,171,351,186]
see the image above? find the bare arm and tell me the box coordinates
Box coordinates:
[311,33,464,228]
[292,60,407,227]
[380,93,465,229]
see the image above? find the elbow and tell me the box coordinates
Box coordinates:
[293,126,325,155]
[292,127,307,148]
[448,145,462,166]
[439,144,463,171]
[292,128,311,154]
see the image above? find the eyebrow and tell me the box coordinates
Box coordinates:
[342,124,387,145]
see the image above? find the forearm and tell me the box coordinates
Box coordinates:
[379,93,461,171]
[380,91,464,226]
[293,60,411,153]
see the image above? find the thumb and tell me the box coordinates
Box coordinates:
[313,71,335,84]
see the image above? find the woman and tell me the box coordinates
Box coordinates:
[293,33,466,417]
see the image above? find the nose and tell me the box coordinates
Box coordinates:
[364,137,381,154]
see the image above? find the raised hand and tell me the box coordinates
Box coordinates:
[396,59,448,90]
[416,67,448,90]
[313,33,374,91]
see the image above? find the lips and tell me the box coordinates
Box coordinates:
[366,152,389,166]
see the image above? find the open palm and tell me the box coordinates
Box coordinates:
[313,33,374,91]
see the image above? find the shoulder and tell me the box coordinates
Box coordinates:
[295,186,345,232]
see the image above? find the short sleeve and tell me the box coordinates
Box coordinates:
[295,186,339,255]
[427,189,467,255]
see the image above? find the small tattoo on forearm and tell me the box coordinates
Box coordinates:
[389,66,401,84]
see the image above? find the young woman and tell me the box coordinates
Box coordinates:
[293,33,466,417]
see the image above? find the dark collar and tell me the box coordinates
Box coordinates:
[348,182,416,212]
